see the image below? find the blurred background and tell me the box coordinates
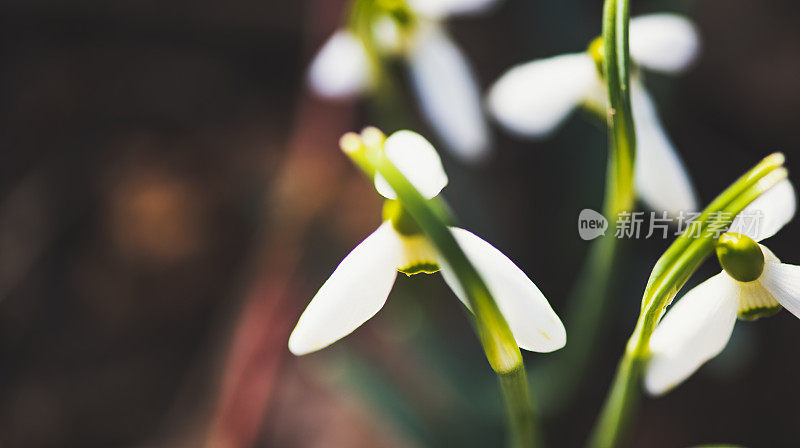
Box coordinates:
[1,0,799,447]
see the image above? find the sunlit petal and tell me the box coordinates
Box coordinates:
[630,14,700,74]
[375,130,449,200]
[645,272,739,396]
[408,0,501,19]
[408,26,490,162]
[487,53,596,138]
[729,179,796,242]
[439,228,566,352]
[632,82,697,215]
[760,257,800,320]
[288,223,402,355]
[308,30,370,98]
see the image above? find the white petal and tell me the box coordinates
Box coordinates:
[439,228,566,352]
[487,53,596,138]
[407,26,490,162]
[729,179,796,242]
[375,130,449,200]
[736,253,781,317]
[408,0,500,19]
[630,14,700,74]
[645,272,739,395]
[632,82,697,215]
[307,30,370,98]
[288,223,401,355]
[760,259,800,319]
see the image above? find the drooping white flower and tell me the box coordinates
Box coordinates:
[645,179,798,395]
[307,1,499,162]
[407,24,489,162]
[487,13,700,215]
[308,30,372,99]
[288,129,565,356]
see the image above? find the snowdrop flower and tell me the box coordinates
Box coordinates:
[645,179,798,395]
[487,13,700,215]
[307,0,499,162]
[288,128,565,356]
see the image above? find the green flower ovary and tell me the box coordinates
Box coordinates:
[716,233,765,283]
[587,36,605,77]
[383,199,423,236]
[717,233,782,320]
[377,0,414,28]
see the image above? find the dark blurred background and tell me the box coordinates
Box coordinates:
[1,0,799,447]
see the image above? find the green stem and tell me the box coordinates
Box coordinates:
[533,234,620,413]
[499,366,541,448]
[588,352,643,448]
[348,0,414,129]
[531,0,635,411]
[531,0,635,419]
[348,132,539,447]
[374,156,522,373]
[588,154,787,448]
[602,0,636,218]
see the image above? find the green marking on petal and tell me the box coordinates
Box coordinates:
[738,305,782,321]
[735,276,781,320]
[395,232,440,276]
[398,262,440,276]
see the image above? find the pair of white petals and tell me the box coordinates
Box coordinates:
[308,4,494,162]
[646,179,799,395]
[288,130,566,356]
[487,14,700,216]
[287,222,566,356]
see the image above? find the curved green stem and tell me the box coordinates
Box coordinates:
[588,154,787,448]
[343,130,539,447]
[372,155,537,448]
[373,156,522,373]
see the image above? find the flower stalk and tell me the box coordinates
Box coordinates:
[499,365,541,448]
[601,0,636,218]
[532,0,635,414]
[345,129,539,447]
[348,0,412,126]
[533,231,620,413]
[588,153,788,448]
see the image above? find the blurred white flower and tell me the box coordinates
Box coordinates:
[307,0,500,162]
[645,179,798,395]
[288,129,565,355]
[308,30,371,98]
[487,13,700,215]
